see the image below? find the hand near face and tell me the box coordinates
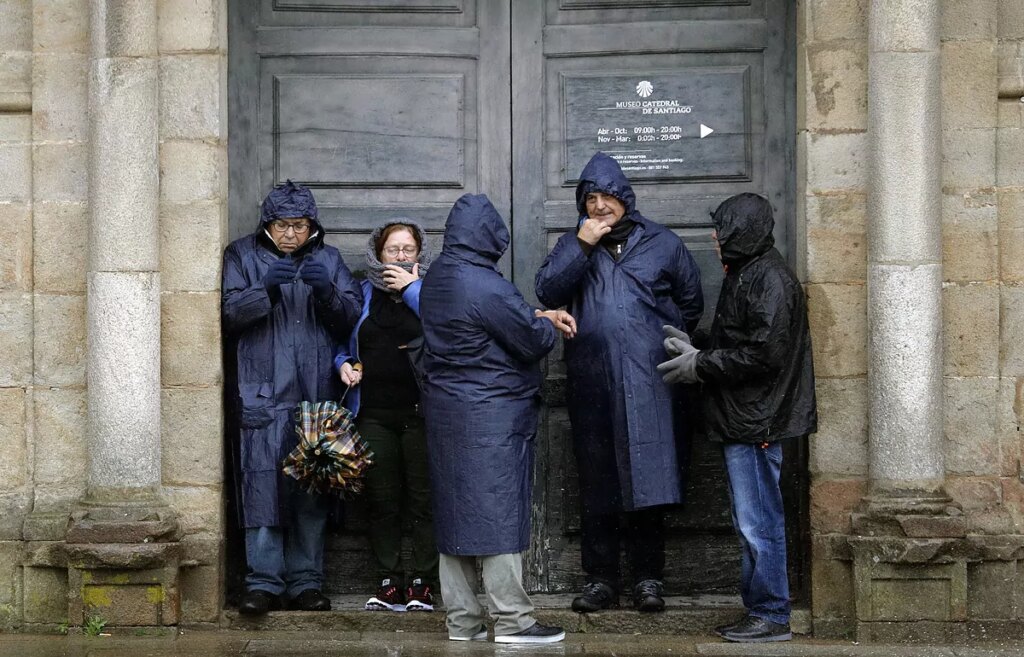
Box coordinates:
[536,309,578,339]
[382,263,419,291]
[578,218,613,247]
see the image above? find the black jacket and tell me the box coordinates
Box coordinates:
[695,193,817,443]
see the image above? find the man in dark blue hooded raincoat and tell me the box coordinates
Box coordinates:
[535,152,704,613]
[222,181,362,615]
[420,194,574,644]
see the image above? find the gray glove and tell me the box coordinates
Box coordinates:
[662,324,692,357]
[657,325,701,384]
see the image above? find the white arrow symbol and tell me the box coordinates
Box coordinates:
[700,124,714,139]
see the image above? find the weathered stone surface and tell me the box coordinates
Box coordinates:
[997,41,1024,98]
[942,41,998,130]
[162,387,222,486]
[0,113,31,141]
[93,0,158,58]
[869,0,940,53]
[32,388,86,486]
[1000,0,1024,38]
[159,141,224,204]
[942,283,1000,377]
[31,486,80,514]
[32,201,87,294]
[805,131,868,193]
[0,51,31,95]
[160,202,224,292]
[31,53,88,141]
[180,564,221,623]
[33,293,86,386]
[810,478,865,534]
[0,292,32,386]
[947,476,1002,511]
[942,192,997,283]
[163,486,221,535]
[0,388,27,491]
[33,0,89,53]
[807,0,867,41]
[942,0,998,40]
[807,283,867,377]
[22,566,67,624]
[1001,286,1024,376]
[942,128,996,194]
[999,192,1024,282]
[159,55,222,140]
[996,121,1024,187]
[805,44,868,132]
[33,142,87,203]
[857,620,968,643]
[161,292,222,386]
[67,509,180,545]
[0,492,30,540]
[0,0,32,51]
[0,141,31,203]
[805,193,867,284]
[811,537,855,622]
[998,377,1021,477]
[809,377,868,476]
[945,377,1000,476]
[0,202,32,293]
[158,0,220,53]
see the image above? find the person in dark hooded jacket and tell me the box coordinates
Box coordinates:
[420,194,574,644]
[222,181,363,615]
[535,152,703,613]
[658,192,817,643]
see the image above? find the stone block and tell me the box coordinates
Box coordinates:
[158,0,221,53]
[73,565,179,626]
[999,0,1024,39]
[947,475,1001,511]
[0,113,30,141]
[33,293,86,387]
[810,477,865,534]
[0,492,29,540]
[996,123,1024,186]
[0,293,32,386]
[943,283,1000,377]
[32,388,86,486]
[159,55,222,140]
[807,0,868,41]
[32,142,87,204]
[1002,286,1024,376]
[33,0,89,53]
[164,486,222,535]
[998,96,1023,129]
[998,192,1024,282]
[32,202,87,294]
[942,0,998,39]
[180,564,221,623]
[804,43,868,132]
[161,292,222,386]
[806,283,867,377]
[805,193,867,283]
[855,560,968,622]
[160,202,225,293]
[811,538,855,621]
[0,540,23,623]
[22,566,67,624]
[162,387,223,486]
[942,192,997,283]
[805,131,868,193]
[857,620,968,643]
[0,202,32,293]
[1001,477,1024,529]
[0,0,33,51]
[945,377,1000,476]
[943,128,997,193]
[159,141,224,203]
[0,388,27,491]
[809,377,868,476]
[95,0,158,58]
[0,141,31,203]
[942,41,998,130]
[998,378,1021,477]
[0,51,31,95]
[31,486,80,515]
[31,53,88,141]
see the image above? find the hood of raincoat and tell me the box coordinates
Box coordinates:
[574,152,637,219]
[441,194,509,265]
[711,193,776,267]
[258,180,324,256]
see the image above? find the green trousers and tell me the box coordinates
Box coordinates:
[358,407,438,584]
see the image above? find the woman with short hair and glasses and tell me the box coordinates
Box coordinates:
[334,220,438,612]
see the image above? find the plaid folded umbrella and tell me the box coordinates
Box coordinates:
[282,401,374,498]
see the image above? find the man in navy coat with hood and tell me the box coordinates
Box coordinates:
[222,181,362,615]
[536,152,704,613]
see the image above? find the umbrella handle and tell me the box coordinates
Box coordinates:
[340,384,350,405]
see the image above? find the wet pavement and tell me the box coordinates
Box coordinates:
[2,631,1024,657]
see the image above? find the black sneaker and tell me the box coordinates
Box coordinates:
[365,577,405,611]
[571,581,618,612]
[288,589,331,611]
[720,615,792,643]
[633,579,665,612]
[238,589,281,616]
[494,622,566,644]
[714,614,747,637]
[405,577,434,611]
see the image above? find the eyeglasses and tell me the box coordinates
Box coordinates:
[383,245,419,257]
[269,219,311,235]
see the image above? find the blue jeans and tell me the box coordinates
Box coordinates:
[722,442,790,625]
[244,481,329,598]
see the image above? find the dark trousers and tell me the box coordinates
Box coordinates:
[580,506,665,589]
[358,407,438,584]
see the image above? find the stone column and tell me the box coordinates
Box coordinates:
[65,1,181,627]
[864,0,947,515]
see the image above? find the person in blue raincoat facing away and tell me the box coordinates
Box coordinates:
[535,152,704,613]
[420,194,575,644]
[222,181,363,615]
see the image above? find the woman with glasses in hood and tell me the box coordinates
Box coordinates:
[334,220,438,612]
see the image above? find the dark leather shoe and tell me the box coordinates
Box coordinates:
[289,589,331,611]
[713,614,748,637]
[238,590,281,616]
[720,615,792,643]
[571,581,618,612]
[633,579,665,613]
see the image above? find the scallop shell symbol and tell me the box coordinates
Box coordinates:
[636,80,654,98]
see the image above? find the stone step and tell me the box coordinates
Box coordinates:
[223,594,811,635]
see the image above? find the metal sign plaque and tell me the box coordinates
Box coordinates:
[563,69,750,183]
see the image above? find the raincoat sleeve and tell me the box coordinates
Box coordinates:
[400,279,422,317]
[221,242,273,334]
[696,271,793,384]
[671,241,705,334]
[534,227,592,309]
[477,282,557,364]
[312,255,363,343]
